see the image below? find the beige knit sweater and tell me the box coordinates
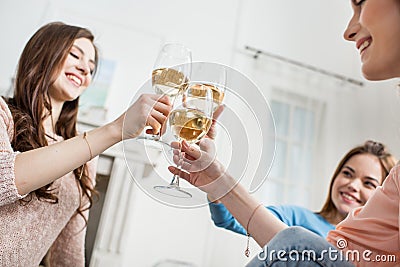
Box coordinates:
[0,97,97,267]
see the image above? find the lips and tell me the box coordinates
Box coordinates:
[340,192,361,204]
[356,37,372,54]
[65,73,83,87]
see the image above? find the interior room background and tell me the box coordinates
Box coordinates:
[1,0,400,266]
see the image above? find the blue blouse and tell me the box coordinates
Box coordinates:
[208,203,334,237]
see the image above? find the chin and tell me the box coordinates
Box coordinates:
[362,66,399,81]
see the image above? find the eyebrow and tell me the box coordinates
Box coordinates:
[72,44,96,65]
[343,165,380,184]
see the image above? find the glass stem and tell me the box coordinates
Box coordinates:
[170,141,183,187]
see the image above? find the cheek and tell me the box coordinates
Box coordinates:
[84,76,92,88]
[360,189,375,201]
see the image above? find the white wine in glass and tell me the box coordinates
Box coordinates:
[154,83,214,198]
[137,43,191,144]
[152,43,191,97]
[189,83,225,110]
[152,68,189,97]
[169,108,212,143]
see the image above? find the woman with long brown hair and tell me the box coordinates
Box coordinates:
[0,22,171,266]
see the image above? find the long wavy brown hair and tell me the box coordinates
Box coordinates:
[5,22,99,222]
[318,140,397,222]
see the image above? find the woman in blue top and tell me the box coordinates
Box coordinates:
[208,140,396,237]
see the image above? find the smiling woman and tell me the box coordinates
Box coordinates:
[49,38,96,105]
[208,140,396,242]
[167,0,400,265]
[0,21,172,266]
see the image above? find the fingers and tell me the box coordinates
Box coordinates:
[168,166,190,180]
[198,138,214,153]
[213,105,224,120]
[148,109,168,134]
[206,105,224,140]
[171,140,214,160]
[140,94,172,134]
[181,141,202,159]
[152,99,172,117]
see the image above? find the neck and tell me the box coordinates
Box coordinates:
[43,101,63,136]
[323,210,346,226]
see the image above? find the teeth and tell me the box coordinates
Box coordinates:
[359,40,370,52]
[342,193,356,202]
[67,74,82,86]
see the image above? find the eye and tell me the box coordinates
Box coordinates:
[69,52,79,59]
[342,170,353,178]
[364,181,377,189]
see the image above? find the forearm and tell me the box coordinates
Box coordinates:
[14,122,121,195]
[209,202,247,235]
[216,174,287,247]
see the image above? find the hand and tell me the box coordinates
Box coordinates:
[116,94,172,140]
[203,105,224,203]
[205,105,224,140]
[168,139,228,198]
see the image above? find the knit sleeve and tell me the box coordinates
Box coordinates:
[0,97,25,206]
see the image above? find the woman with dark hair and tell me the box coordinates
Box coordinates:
[0,22,171,266]
[208,140,397,238]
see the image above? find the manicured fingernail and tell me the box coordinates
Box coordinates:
[182,140,189,148]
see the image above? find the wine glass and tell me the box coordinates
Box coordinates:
[138,43,192,143]
[154,83,215,198]
[191,62,227,111]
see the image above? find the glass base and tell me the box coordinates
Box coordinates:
[153,185,192,198]
[136,136,171,148]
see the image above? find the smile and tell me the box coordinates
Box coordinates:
[340,192,361,204]
[359,39,371,54]
[66,74,82,87]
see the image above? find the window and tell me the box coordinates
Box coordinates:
[257,89,324,208]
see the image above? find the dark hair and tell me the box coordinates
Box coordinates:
[318,140,397,221]
[5,22,99,223]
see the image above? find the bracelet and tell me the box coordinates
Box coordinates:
[83,132,93,160]
[245,203,263,257]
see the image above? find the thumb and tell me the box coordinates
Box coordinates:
[198,138,216,154]
[213,105,224,120]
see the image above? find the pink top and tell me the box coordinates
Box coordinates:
[327,164,400,266]
[0,97,97,266]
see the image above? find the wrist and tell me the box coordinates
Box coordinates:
[205,173,238,202]
[104,121,123,144]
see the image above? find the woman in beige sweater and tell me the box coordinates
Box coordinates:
[0,22,171,266]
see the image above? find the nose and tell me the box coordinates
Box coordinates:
[77,60,90,76]
[343,15,360,41]
[347,178,362,192]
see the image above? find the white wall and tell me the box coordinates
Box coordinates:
[2,1,400,266]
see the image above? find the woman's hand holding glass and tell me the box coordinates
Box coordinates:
[118,94,172,140]
[167,138,230,201]
[153,83,215,198]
